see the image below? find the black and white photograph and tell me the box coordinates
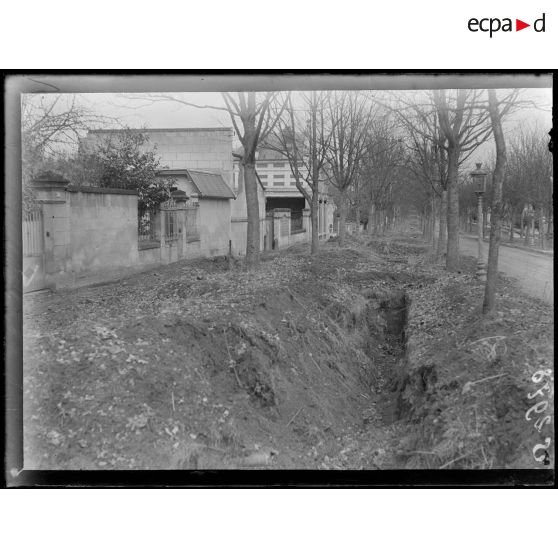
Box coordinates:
[5,73,554,485]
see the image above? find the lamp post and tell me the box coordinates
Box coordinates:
[470,163,488,280]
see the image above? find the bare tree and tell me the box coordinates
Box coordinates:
[266,91,331,254]
[323,91,377,246]
[21,94,109,161]
[358,122,405,236]
[389,90,521,270]
[400,109,448,253]
[21,94,114,209]
[482,90,508,313]
[505,127,553,247]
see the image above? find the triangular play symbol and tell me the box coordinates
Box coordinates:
[516,19,530,31]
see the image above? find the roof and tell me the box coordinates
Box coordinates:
[187,170,235,200]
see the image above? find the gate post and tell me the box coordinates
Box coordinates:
[30,174,71,287]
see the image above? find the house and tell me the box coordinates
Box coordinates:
[255,147,335,240]
[82,127,338,257]
[83,128,237,257]
[159,168,235,257]
[230,145,335,250]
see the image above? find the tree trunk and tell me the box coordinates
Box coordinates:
[355,205,361,235]
[310,95,320,255]
[431,195,437,249]
[437,188,447,257]
[240,92,263,269]
[538,206,545,250]
[311,190,319,254]
[367,203,375,236]
[483,89,506,314]
[509,209,515,240]
[523,212,531,246]
[338,195,348,246]
[243,162,260,268]
[445,147,460,270]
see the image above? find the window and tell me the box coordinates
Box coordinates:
[273,181,284,186]
[273,162,284,168]
[257,163,268,168]
[259,174,268,179]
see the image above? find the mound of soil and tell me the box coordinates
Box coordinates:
[23,240,410,470]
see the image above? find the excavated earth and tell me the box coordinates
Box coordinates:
[23,234,553,471]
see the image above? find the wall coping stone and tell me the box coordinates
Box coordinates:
[66,186,138,196]
[31,182,68,190]
[36,199,67,204]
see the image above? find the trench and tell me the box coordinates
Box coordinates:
[369,290,409,425]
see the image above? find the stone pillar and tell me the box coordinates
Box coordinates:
[172,191,188,260]
[272,209,290,250]
[302,208,311,242]
[31,176,71,284]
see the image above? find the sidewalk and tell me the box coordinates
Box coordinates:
[460,232,553,257]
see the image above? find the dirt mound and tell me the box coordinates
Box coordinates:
[23,241,410,470]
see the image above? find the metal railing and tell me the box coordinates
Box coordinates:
[163,209,179,241]
[138,209,159,249]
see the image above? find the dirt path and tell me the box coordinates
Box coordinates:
[459,235,553,305]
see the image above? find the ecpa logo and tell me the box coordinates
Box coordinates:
[468,13,546,37]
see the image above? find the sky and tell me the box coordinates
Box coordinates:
[24,87,553,170]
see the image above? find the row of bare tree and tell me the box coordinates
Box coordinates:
[458,127,553,249]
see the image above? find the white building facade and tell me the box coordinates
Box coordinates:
[255,147,335,239]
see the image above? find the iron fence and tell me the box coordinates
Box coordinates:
[138,209,159,248]
[163,209,180,241]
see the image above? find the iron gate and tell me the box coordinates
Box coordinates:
[23,208,46,292]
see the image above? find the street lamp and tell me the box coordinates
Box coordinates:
[470,162,488,280]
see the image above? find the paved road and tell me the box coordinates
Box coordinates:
[459,235,553,305]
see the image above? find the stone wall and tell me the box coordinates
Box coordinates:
[67,187,139,273]
[198,199,232,257]
[29,178,222,290]
[31,181,142,288]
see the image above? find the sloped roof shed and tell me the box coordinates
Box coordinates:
[187,170,235,199]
